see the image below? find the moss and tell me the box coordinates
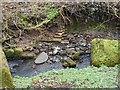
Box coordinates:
[0,46,14,88]
[71,51,80,60]
[14,48,23,59]
[21,53,35,59]
[4,49,14,58]
[63,59,76,68]
[14,48,23,55]
[91,38,119,67]
[0,68,14,88]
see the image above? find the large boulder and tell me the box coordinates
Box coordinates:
[0,46,14,88]
[91,38,119,67]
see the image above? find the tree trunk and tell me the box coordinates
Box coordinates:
[0,45,14,89]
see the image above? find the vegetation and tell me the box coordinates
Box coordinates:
[13,65,119,88]
[91,39,119,67]
[1,2,120,89]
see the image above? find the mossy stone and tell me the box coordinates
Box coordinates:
[14,48,23,58]
[63,59,76,68]
[21,53,35,59]
[4,49,14,58]
[14,48,23,55]
[71,51,80,60]
[0,46,14,88]
[91,38,119,67]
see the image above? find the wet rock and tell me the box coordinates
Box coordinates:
[40,49,46,52]
[47,60,52,64]
[31,65,36,69]
[61,40,69,44]
[87,43,92,49]
[44,42,52,46]
[66,49,75,55]
[34,52,48,64]
[79,47,87,51]
[34,49,40,55]
[63,58,76,68]
[66,45,73,48]
[39,43,42,47]
[71,51,80,60]
[59,50,67,55]
[52,38,61,42]
[73,33,78,37]
[53,46,60,55]
[85,50,91,54]
[75,47,80,52]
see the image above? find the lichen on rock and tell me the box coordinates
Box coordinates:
[91,38,119,67]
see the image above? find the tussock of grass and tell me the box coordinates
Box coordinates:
[13,65,119,88]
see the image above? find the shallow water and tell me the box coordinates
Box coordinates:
[8,54,91,77]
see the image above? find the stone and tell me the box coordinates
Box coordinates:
[71,51,81,60]
[66,49,76,55]
[0,46,14,88]
[14,48,23,55]
[53,46,60,55]
[52,38,61,42]
[61,40,69,44]
[75,47,80,51]
[48,52,53,55]
[63,59,76,68]
[34,52,48,64]
[91,38,119,67]
[47,60,52,64]
[59,50,67,55]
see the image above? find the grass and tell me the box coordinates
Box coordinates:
[13,65,119,88]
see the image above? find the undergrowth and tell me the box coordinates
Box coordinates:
[13,65,119,88]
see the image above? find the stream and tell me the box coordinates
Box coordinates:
[8,29,118,77]
[8,54,90,77]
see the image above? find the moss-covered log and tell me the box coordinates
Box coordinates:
[91,38,119,67]
[0,45,14,89]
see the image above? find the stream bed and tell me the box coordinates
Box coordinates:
[7,29,118,77]
[8,54,90,77]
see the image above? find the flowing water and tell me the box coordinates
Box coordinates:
[8,54,90,77]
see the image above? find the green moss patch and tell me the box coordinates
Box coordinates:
[13,65,119,88]
[91,38,119,67]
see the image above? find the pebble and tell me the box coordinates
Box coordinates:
[34,52,48,64]
[61,40,69,44]
[53,46,60,55]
